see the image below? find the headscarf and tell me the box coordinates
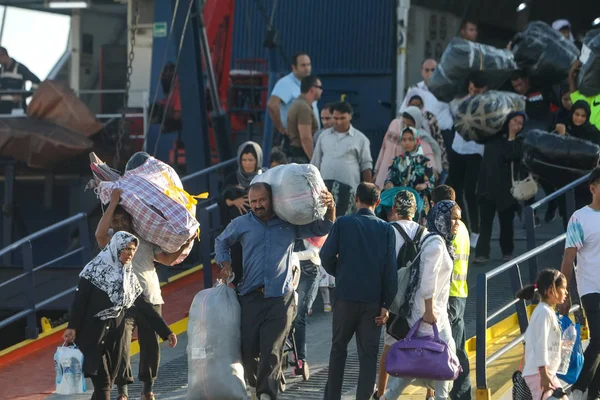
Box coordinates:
[400,127,424,157]
[552,19,575,43]
[79,231,143,320]
[236,141,264,188]
[501,111,528,135]
[375,187,423,222]
[403,106,425,130]
[426,200,457,260]
[394,190,417,219]
[568,100,600,145]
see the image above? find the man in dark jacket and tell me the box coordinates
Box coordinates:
[321,182,397,400]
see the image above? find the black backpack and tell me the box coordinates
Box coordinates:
[391,223,426,270]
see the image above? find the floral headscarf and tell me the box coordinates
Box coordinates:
[426,200,457,260]
[79,231,143,320]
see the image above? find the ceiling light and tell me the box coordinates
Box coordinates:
[47,0,89,8]
[593,17,600,27]
[516,2,528,12]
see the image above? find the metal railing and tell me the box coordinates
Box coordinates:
[0,213,91,339]
[523,173,590,280]
[475,233,579,394]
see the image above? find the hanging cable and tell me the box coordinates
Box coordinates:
[152,0,195,157]
[144,0,182,149]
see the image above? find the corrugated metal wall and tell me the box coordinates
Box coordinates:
[231,0,396,156]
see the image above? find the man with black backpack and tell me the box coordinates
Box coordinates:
[374,190,427,400]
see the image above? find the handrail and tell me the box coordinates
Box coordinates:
[0,213,91,339]
[181,158,236,183]
[475,233,570,395]
[523,172,590,280]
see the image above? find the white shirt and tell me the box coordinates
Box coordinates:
[399,81,454,131]
[566,206,600,296]
[408,235,453,336]
[390,220,424,255]
[451,132,484,156]
[132,238,164,305]
[523,302,562,376]
[271,72,320,129]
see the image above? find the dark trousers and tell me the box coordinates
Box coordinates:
[324,299,381,400]
[116,304,162,388]
[240,291,296,399]
[448,151,481,233]
[294,267,320,360]
[91,327,123,400]
[574,293,600,398]
[476,199,516,258]
[448,296,471,400]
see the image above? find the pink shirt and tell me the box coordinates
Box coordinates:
[374,119,403,188]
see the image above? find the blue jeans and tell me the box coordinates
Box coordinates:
[293,267,319,360]
[448,296,471,400]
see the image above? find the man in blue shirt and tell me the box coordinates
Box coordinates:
[267,53,320,139]
[320,182,397,400]
[215,182,335,400]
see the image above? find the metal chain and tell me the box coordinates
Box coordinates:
[114,0,140,168]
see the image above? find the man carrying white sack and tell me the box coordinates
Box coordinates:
[216,182,335,400]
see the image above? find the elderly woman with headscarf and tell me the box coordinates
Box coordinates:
[63,232,177,400]
[219,141,266,285]
[382,200,462,400]
[384,127,436,202]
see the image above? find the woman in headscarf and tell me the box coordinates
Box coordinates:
[475,112,528,264]
[63,232,177,400]
[384,127,436,201]
[374,106,434,188]
[219,141,266,285]
[556,100,600,146]
[382,200,461,400]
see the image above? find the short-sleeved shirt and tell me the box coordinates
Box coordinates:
[571,91,600,130]
[287,96,318,148]
[311,126,373,190]
[566,206,600,297]
[271,72,320,129]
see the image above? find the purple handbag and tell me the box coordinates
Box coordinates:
[385,319,462,381]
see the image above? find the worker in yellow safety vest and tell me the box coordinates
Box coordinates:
[431,185,472,400]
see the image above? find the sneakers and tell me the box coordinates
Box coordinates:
[473,256,489,264]
[324,303,332,312]
[502,254,514,261]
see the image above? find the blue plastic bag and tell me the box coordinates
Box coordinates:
[557,315,584,384]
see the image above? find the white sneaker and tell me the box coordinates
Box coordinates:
[470,233,479,248]
[571,389,584,400]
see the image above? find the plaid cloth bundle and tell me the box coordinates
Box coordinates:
[96,156,201,264]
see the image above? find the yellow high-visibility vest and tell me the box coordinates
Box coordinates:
[450,221,469,298]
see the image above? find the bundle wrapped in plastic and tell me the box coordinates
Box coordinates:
[94,154,205,264]
[187,282,247,400]
[578,30,600,97]
[428,38,517,102]
[453,91,526,142]
[251,163,327,225]
[512,21,579,84]
[523,130,600,186]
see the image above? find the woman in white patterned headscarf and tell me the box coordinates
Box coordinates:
[63,231,177,400]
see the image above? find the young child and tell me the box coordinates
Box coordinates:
[517,269,569,400]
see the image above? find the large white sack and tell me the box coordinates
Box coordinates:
[187,282,247,400]
[251,163,327,225]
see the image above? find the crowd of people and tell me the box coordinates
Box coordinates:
[56,15,600,400]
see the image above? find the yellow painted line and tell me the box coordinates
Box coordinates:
[0,262,207,358]
[130,318,189,355]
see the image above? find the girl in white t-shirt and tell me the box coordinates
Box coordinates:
[517,269,569,400]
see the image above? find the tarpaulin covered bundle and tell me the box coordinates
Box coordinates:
[0,118,93,169]
[28,80,104,137]
[251,163,327,225]
[523,130,600,186]
[95,156,204,264]
[428,38,518,102]
[187,282,247,400]
[578,29,600,97]
[453,91,526,142]
[512,21,579,84]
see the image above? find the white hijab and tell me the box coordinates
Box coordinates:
[80,231,143,320]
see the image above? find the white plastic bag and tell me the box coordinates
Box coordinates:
[251,163,327,225]
[187,282,247,400]
[54,344,86,395]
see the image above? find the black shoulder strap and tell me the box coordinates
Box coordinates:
[413,225,426,245]
[391,223,412,244]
